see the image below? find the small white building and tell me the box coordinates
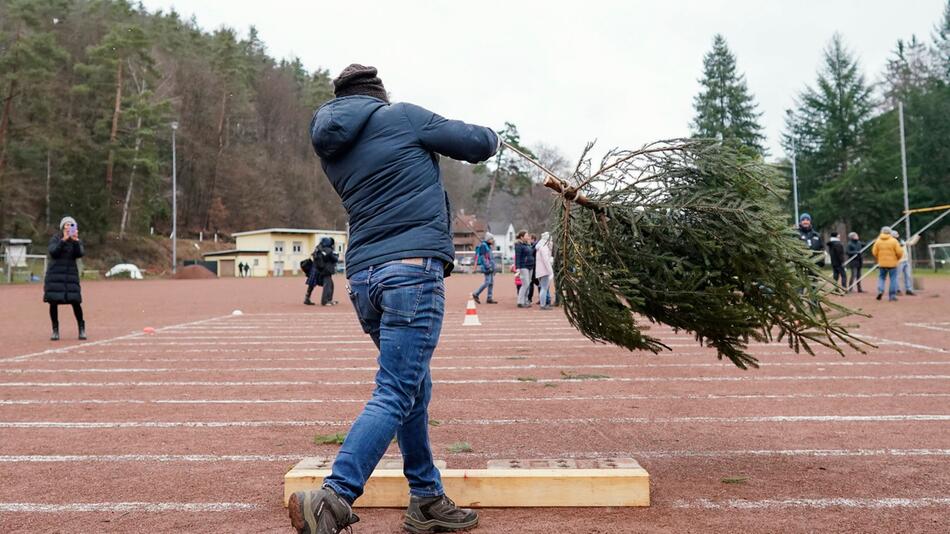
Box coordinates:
[488,222,517,262]
[203,228,346,277]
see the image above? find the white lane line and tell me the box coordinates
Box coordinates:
[5,361,949,374]
[3,392,948,406]
[905,322,950,333]
[2,375,948,387]
[1,314,233,363]
[4,449,950,463]
[856,334,948,353]
[672,497,950,509]
[2,415,948,429]
[0,502,260,512]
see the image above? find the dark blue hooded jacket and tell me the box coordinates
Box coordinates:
[310,95,498,277]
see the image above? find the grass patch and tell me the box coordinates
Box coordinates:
[517,376,538,382]
[313,432,347,445]
[429,419,442,427]
[720,476,749,485]
[506,356,527,360]
[543,383,558,388]
[560,370,610,380]
[447,442,473,454]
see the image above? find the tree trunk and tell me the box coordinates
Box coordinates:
[204,90,228,230]
[0,78,16,236]
[105,59,123,191]
[119,116,143,238]
[46,148,52,230]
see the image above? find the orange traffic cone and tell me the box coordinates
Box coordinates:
[463,299,481,326]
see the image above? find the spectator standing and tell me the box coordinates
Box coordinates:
[827,232,847,288]
[534,232,554,310]
[845,232,864,293]
[515,231,535,308]
[44,216,86,341]
[872,226,903,301]
[891,230,915,296]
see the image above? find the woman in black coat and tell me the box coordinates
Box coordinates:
[44,216,86,340]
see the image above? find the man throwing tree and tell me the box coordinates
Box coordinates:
[288,64,499,534]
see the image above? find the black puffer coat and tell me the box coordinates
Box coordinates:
[43,236,84,304]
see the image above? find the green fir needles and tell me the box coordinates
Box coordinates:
[519,139,867,369]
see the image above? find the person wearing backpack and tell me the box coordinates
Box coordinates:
[471,232,497,304]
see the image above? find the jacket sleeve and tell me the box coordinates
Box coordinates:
[402,103,499,164]
[895,243,904,261]
[48,236,67,259]
[871,240,880,259]
[74,239,85,259]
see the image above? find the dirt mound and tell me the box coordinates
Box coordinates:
[174,264,216,279]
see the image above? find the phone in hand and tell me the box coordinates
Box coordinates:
[69,224,78,238]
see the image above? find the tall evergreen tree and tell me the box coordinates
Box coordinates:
[933,0,950,82]
[691,34,766,154]
[782,34,874,229]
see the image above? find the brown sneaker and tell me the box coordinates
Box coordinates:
[288,487,359,534]
[404,494,478,533]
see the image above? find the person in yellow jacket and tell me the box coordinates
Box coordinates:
[871,226,903,301]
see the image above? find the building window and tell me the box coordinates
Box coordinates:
[292,241,302,254]
[253,259,259,266]
[274,241,284,254]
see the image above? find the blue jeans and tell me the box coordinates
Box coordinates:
[538,275,550,307]
[473,270,493,300]
[878,267,898,299]
[323,258,446,503]
[898,262,913,292]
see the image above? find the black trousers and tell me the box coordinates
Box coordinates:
[321,275,334,305]
[831,264,847,287]
[49,302,83,327]
[848,264,863,291]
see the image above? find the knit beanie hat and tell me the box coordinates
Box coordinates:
[333,64,388,102]
[484,232,495,242]
[799,213,811,222]
[59,216,77,230]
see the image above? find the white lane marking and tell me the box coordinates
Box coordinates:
[3,449,950,463]
[1,375,948,387]
[3,392,947,406]
[856,334,948,353]
[2,415,948,429]
[1,315,233,363]
[0,502,260,512]
[906,323,950,333]
[5,361,949,374]
[672,497,950,509]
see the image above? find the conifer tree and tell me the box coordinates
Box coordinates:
[691,34,766,154]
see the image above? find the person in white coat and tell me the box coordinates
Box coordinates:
[534,232,554,310]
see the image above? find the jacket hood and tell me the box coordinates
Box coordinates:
[878,232,894,242]
[310,96,387,160]
[319,237,334,248]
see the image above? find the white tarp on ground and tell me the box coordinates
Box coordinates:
[105,263,143,280]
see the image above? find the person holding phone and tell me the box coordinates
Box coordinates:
[43,216,86,340]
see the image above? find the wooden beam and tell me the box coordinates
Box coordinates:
[284,458,649,508]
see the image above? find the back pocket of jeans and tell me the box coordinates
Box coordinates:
[380,281,423,326]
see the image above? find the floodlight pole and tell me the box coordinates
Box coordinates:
[786,109,800,224]
[898,102,912,278]
[171,121,179,275]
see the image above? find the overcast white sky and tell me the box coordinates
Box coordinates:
[140,0,946,163]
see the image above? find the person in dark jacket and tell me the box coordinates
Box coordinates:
[303,245,322,305]
[845,232,864,292]
[44,216,86,341]
[827,232,846,288]
[514,230,535,308]
[797,213,824,266]
[315,237,339,305]
[288,64,498,534]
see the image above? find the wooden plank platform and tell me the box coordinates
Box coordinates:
[284,457,649,508]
